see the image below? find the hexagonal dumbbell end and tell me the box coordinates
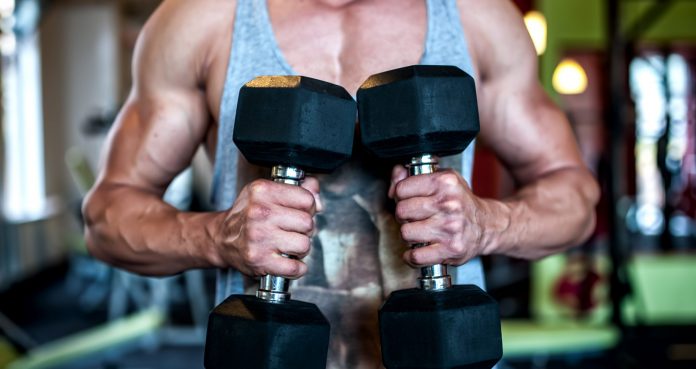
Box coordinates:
[357,65,480,161]
[205,295,330,369]
[233,75,357,173]
[206,76,355,369]
[379,285,502,369]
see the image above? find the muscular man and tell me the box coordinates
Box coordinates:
[83,0,600,367]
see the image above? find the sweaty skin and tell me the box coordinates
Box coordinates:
[83,0,599,277]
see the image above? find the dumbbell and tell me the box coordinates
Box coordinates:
[204,76,356,369]
[358,65,503,369]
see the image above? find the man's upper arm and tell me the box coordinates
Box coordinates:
[467,0,585,185]
[98,0,212,194]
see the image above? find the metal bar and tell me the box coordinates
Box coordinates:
[606,0,631,328]
[406,154,452,291]
[255,165,304,303]
[604,0,677,329]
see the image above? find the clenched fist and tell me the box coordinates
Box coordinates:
[388,165,509,268]
[209,177,322,279]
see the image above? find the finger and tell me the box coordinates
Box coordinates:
[301,176,323,212]
[265,255,307,279]
[275,231,312,259]
[250,180,316,213]
[395,170,468,201]
[400,218,448,244]
[395,196,438,223]
[404,243,472,268]
[388,165,408,199]
[403,243,453,268]
[271,206,314,235]
[394,175,438,201]
[247,224,311,258]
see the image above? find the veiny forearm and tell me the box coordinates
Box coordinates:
[480,167,600,260]
[83,183,223,276]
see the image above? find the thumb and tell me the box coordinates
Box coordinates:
[301,176,323,212]
[388,165,408,199]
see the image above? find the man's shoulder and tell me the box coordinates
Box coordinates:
[454,0,534,81]
[134,0,236,83]
[455,0,523,24]
[142,0,236,49]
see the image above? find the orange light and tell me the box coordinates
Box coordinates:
[553,58,588,95]
[524,11,547,56]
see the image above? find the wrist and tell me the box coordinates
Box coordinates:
[180,210,227,269]
[477,197,515,256]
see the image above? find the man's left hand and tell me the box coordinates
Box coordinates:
[388,165,510,268]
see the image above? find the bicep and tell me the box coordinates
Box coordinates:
[479,82,584,185]
[473,1,584,185]
[99,91,208,194]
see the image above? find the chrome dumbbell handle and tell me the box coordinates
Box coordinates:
[406,154,452,291]
[256,165,305,303]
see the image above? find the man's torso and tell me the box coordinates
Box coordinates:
[185,1,484,367]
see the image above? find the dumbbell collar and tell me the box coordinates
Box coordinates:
[271,165,305,186]
[407,154,453,292]
[256,165,305,303]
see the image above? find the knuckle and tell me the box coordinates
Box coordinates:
[442,219,462,234]
[395,203,409,220]
[394,180,407,198]
[304,177,320,190]
[437,171,460,189]
[288,235,310,253]
[447,241,464,254]
[287,261,302,277]
[244,248,262,266]
[441,199,463,214]
[247,204,272,221]
[300,214,314,233]
[400,224,413,240]
[299,191,316,211]
[409,251,423,265]
[299,236,311,254]
[248,180,270,197]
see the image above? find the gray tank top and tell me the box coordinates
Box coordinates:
[212,2,485,365]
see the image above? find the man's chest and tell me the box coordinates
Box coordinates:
[267,0,428,93]
[205,0,434,124]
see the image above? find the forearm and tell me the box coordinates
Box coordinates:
[83,183,222,276]
[481,167,599,260]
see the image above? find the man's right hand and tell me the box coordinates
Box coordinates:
[211,177,322,279]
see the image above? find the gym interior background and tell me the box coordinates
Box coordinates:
[1,0,695,368]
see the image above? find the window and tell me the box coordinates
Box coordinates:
[1,0,47,222]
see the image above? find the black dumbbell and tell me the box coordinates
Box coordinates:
[358,65,503,369]
[205,76,356,369]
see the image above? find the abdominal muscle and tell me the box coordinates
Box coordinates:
[243,153,419,369]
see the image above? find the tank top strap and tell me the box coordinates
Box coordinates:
[227,0,286,72]
[422,0,475,76]
[212,0,291,210]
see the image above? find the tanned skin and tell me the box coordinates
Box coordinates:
[83,0,600,278]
